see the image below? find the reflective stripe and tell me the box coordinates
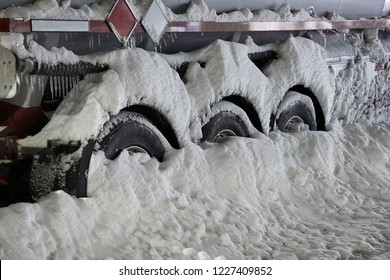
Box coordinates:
[31,20,89,32]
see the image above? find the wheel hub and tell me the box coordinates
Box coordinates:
[126,145,148,155]
[284,116,305,132]
[213,129,237,142]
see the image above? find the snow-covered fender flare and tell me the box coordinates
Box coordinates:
[262,36,335,132]
[18,47,192,149]
[167,40,272,140]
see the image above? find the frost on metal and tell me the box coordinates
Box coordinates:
[141,0,168,45]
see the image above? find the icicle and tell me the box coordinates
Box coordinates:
[162,36,167,47]
[98,34,101,46]
[29,75,33,92]
[50,76,54,100]
[65,76,69,97]
[319,30,326,49]
[39,76,43,92]
[54,76,59,98]
[127,37,134,48]
[38,76,44,93]
[88,34,94,49]
[71,76,77,95]
[76,76,80,93]
[129,36,137,48]
[61,76,65,98]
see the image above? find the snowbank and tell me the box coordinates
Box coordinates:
[1,120,389,259]
[0,0,389,261]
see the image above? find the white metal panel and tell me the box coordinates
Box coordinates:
[31,20,89,32]
[0,46,17,99]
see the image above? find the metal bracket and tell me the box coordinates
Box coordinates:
[21,140,81,158]
[0,46,18,99]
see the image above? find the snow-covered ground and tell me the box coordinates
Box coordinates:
[1,119,389,259]
[0,0,389,260]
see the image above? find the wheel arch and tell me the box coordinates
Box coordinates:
[270,85,326,132]
[122,104,181,150]
[222,95,263,133]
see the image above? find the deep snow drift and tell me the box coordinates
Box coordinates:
[0,40,389,258]
[0,0,390,260]
[0,121,389,259]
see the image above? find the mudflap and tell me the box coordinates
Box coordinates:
[66,139,94,198]
[0,163,11,207]
[1,139,95,206]
[7,156,67,203]
[1,158,37,206]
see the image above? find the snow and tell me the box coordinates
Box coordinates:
[16,45,192,147]
[1,120,389,259]
[163,0,318,22]
[0,0,389,260]
[10,35,333,147]
[0,0,347,23]
[0,0,111,20]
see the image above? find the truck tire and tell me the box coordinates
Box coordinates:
[67,111,166,199]
[98,111,165,161]
[276,101,316,132]
[201,107,249,142]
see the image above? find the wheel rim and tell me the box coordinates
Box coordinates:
[126,145,148,155]
[98,112,165,161]
[213,129,237,142]
[283,116,305,132]
[201,109,250,142]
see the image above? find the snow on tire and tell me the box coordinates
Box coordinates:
[96,111,165,161]
[275,91,317,132]
[200,100,254,142]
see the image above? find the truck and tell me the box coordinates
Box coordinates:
[0,0,389,206]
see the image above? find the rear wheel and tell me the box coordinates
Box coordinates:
[201,101,250,142]
[97,111,165,161]
[68,111,166,198]
[275,91,317,132]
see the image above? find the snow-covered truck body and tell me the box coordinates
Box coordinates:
[0,0,389,205]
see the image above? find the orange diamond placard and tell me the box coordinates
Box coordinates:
[106,0,138,45]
